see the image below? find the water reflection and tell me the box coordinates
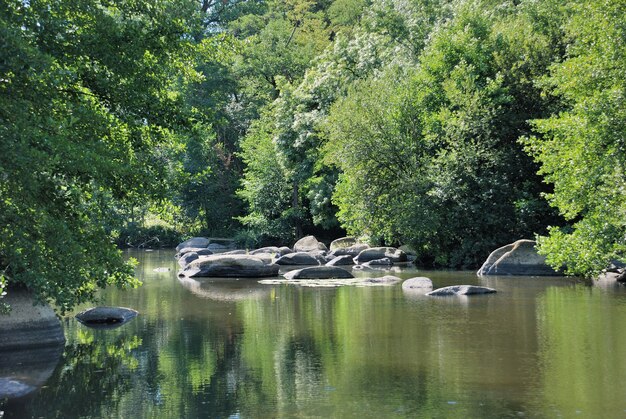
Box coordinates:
[2,250,626,418]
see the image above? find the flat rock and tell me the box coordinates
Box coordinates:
[182,254,279,278]
[259,275,402,287]
[477,239,561,276]
[283,266,354,280]
[76,306,138,329]
[426,285,496,296]
[250,246,291,256]
[354,247,407,264]
[275,252,321,266]
[402,277,433,290]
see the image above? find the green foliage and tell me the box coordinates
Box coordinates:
[524,0,626,277]
[0,0,205,312]
[325,1,561,267]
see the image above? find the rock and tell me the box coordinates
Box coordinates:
[275,252,321,266]
[426,285,496,296]
[75,306,138,329]
[258,275,402,287]
[182,254,279,278]
[207,243,229,253]
[278,246,293,255]
[250,246,291,256]
[0,289,65,350]
[176,237,210,252]
[328,244,370,258]
[283,266,354,280]
[178,251,200,268]
[176,247,213,258]
[357,275,403,286]
[293,235,328,252]
[362,257,393,267]
[477,239,561,276]
[354,247,407,264]
[221,250,247,255]
[330,237,358,251]
[402,277,433,290]
[325,255,355,266]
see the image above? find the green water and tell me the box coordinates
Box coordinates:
[3,249,626,418]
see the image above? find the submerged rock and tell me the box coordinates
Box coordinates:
[477,239,561,276]
[426,285,496,296]
[283,266,354,280]
[76,306,138,329]
[182,254,279,278]
[354,247,407,264]
[259,275,402,288]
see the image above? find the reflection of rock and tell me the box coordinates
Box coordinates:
[0,344,64,400]
[75,307,138,329]
[0,290,65,351]
[178,276,271,301]
[427,285,496,296]
[477,239,561,276]
[354,247,407,264]
[402,277,433,297]
[283,266,354,280]
[182,254,280,278]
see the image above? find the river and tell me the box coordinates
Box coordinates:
[3,249,626,418]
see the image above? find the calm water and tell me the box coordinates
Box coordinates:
[3,249,626,418]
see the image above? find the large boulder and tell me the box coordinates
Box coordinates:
[354,247,407,264]
[293,235,328,252]
[325,255,355,266]
[182,254,279,278]
[75,306,138,329]
[477,239,561,276]
[275,252,322,266]
[330,237,358,251]
[362,257,393,267]
[0,290,65,351]
[178,251,200,268]
[427,285,496,296]
[250,246,290,256]
[283,266,354,280]
[176,237,210,252]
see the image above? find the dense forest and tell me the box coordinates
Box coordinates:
[1,0,625,311]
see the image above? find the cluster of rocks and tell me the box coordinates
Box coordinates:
[176,235,412,279]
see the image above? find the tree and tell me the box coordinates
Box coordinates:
[0,0,205,312]
[524,0,626,277]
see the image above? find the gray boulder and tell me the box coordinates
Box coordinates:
[250,246,292,257]
[330,237,358,251]
[182,254,279,278]
[325,255,355,266]
[221,250,247,255]
[354,247,407,264]
[275,252,321,266]
[176,237,210,252]
[477,239,561,276]
[293,235,328,252]
[0,290,65,351]
[76,306,138,329]
[427,285,496,296]
[283,266,354,280]
[328,243,370,258]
